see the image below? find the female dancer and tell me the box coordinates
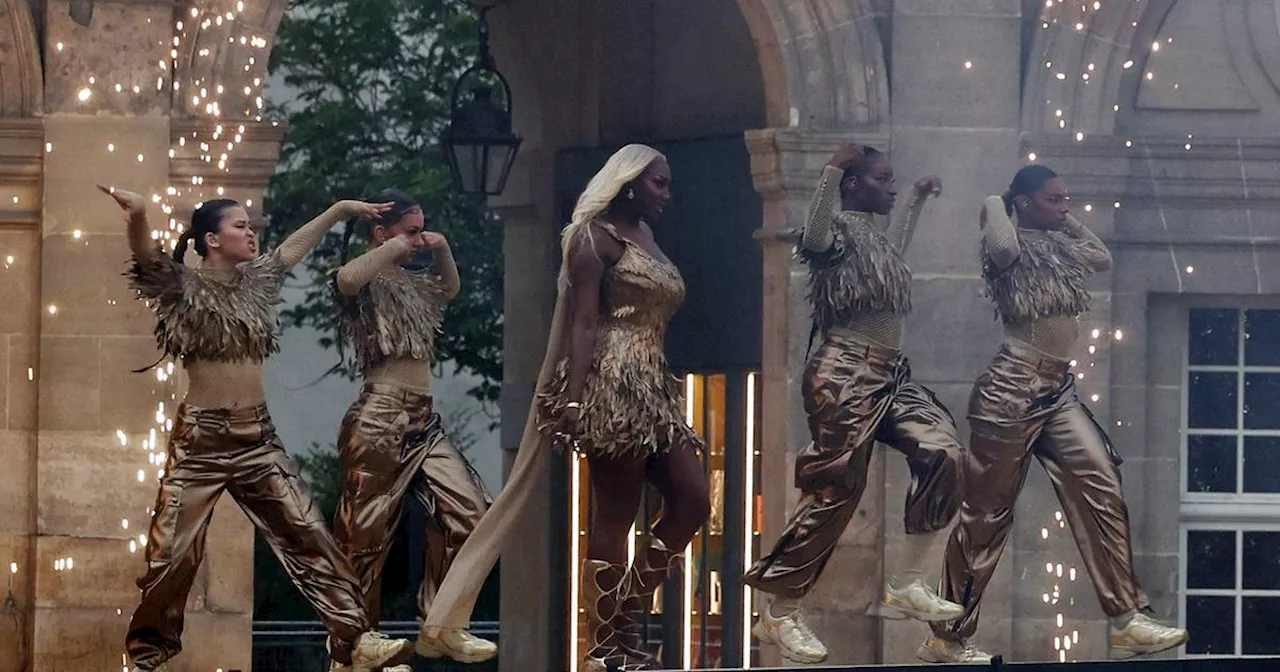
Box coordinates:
[743,143,966,664]
[922,166,1189,663]
[415,144,709,672]
[100,186,413,672]
[329,189,494,663]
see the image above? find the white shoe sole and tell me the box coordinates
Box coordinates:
[353,639,414,671]
[751,620,829,664]
[882,599,965,623]
[1109,631,1190,660]
[415,638,498,664]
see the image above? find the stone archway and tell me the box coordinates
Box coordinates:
[0,0,41,116]
[172,0,288,119]
[1021,0,1178,135]
[737,0,890,130]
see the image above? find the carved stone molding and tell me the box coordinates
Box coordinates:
[0,0,43,116]
[1025,133,1280,208]
[736,0,890,130]
[744,127,888,204]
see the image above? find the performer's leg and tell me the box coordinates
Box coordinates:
[929,419,1034,651]
[230,425,409,668]
[331,402,414,628]
[412,423,490,616]
[613,439,710,661]
[125,428,225,670]
[580,454,649,672]
[874,381,965,622]
[1034,402,1188,659]
[409,420,495,663]
[743,347,885,664]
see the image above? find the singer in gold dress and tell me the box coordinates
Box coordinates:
[329,189,494,666]
[417,145,708,672]
[100,186,413,672]
[920,166,1189,663]
[743,143,966,665]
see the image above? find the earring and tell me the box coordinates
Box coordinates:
[626,188,635,200]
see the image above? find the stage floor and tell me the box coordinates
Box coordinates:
[701,659,1277,672]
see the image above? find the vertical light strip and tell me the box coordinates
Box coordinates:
[683,374,696,670]
[683,539,694,670]
[742,372,757,668]
[569,454,582,672]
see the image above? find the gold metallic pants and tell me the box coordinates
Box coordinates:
[127,404,367,668]
[934,339,1148,641]
[744,330,964,598]
[333,383,491,625]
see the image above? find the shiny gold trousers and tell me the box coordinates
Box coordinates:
[127,404,367,668]
[744,330,964,598]
[333,383,491,624]
[934,339,1148,642]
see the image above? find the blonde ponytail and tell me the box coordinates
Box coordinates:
[558,144,665,289]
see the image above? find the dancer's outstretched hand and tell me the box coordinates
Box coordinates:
[97,184,146,218]
[913,175,942,198]
[338,200,394,221]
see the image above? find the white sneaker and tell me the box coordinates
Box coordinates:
[751,605,828,664]
[882,579,965,622]
[917,636,993,664]
[1109,613,1189,659]
[416,628,498,663]
[351,631,413,670]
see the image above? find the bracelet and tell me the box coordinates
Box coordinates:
[565,401,582,410]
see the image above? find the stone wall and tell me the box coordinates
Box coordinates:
[0,1,285,670]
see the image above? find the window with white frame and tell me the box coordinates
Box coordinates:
[1182,307,1280,657]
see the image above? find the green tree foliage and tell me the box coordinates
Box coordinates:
[263,0,503,404]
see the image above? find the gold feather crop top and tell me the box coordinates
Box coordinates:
[338,266,447,376]
[799,210,914,336]
[126,249,288,364]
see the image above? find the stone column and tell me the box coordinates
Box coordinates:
[882,0,1024,662]
[27,2,283,669]
[745,127,889,666]
[0,117,42,672]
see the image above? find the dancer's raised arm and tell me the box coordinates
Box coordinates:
[884,175,940,251]
[98,185,158,261]
[277,199,393,268]
[980,194,1020,272]
[801,143,863,252]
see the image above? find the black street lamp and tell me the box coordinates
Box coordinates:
[442,6,522,197]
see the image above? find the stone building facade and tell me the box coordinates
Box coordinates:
[0,1,285,670]
[4,0,1280,670]
[486,0,1280,668]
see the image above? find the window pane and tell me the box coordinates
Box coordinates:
[1242,532,1280,590]
[1186,530,1236,590]
[1189,308,1239,366]
[1243,437,1280,494]
[1187,434,1237,493]
[1186,595,1235,655]
[1243,597,1280,655]
[1244,374,1280,429]
[1188,372,1238,429]
[1245,310,1280,366]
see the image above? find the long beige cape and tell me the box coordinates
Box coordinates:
[421,286,570,634]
